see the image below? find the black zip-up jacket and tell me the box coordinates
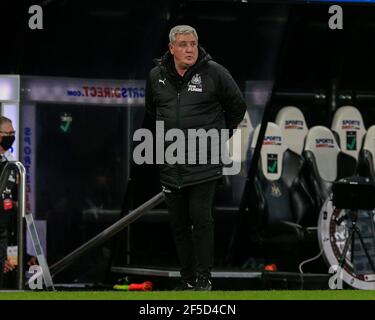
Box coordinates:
[145,47,247,188]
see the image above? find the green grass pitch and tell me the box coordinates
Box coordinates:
[0,290,374,300]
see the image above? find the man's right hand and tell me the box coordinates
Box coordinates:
[3,258,16,273]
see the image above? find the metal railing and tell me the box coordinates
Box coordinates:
[50,191,164,277]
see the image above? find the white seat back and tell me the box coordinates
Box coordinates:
[304,126,340,182]
[275,106,308,155]
[331,106,366,160]
[252,122,287,181]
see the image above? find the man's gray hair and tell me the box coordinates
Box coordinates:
[169,25,198,43]
[0,116,12,127]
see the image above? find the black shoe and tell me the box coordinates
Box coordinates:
[194,276,212,291]
[174,279,196,291]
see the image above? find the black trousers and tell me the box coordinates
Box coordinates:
[163,179,218,281]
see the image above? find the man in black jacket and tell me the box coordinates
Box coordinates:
[145,25,246,290]
[0,116,17,288]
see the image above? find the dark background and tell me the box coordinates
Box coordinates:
[1,0,287,83]
[2,1,375,87]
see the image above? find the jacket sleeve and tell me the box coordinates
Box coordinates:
[215,63,247,130]
[145,73,156,122]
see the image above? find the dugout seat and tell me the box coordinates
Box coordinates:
[331,106,366,161]
[303,126,357,211]
[250,123,315,256]
[275,106,308,156]
[357,125,375,180]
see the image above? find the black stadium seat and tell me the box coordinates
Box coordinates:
[249,122,315,270]
[274,106,317,226]
[303,126,357,211]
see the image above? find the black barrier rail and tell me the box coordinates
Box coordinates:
[0,162,27,290]
[50,191,165,277]
[275,90,327,101]
[356,91,375,102]
[276,90,375,103]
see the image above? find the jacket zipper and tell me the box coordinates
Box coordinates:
[176,90,182,188]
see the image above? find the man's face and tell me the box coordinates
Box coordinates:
[169,33,198,70]
[0,122,15,153]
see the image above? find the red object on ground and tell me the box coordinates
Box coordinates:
[128,281,154,291]
[264,264,278,272]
